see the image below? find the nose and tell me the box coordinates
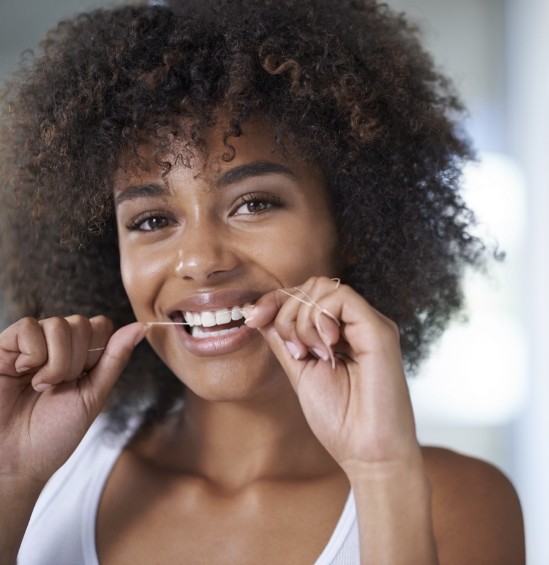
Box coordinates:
[174,221,240,282]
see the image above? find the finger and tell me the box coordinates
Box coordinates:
[84,316,114,370]
[242,287,307,358]
[63,315,93,382]
[245,277,342,362]
[243,289,289,328]
[308,284,402,359]
[254,322,307,392]
[282,278,341,364]
[292,285,338,363]
[62,315,114,381]
[30,317,74,388]
[79,322,147,414]
[0,317,48,376]
[273,287,319,359]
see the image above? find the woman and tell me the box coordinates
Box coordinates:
[0,1,524,563]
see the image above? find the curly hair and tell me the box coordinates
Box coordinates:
[0,0,487,431]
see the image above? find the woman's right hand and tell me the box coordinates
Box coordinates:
[0,315,145,485]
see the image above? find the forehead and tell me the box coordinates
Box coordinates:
[113,117,319,190]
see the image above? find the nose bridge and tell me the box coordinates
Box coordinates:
[174,209,236,280]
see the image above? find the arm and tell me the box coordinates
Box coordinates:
[349,456,438,565]
[245,276,524,564]
[0,316,145,562]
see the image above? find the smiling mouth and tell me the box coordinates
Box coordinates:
[170,304,251,339]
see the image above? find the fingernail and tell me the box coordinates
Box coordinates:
[15,365,31,374]
[312,347,330,362]
[285,341,303,360]
[242,306,256,324]
[33,382,52,392]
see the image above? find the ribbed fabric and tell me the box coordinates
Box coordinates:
[18,418,360,564]
[314,492,359,564]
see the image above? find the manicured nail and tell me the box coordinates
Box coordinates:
[285,341,303,360]
[312,347,330,362]
[33,382,52,392]
[242,306,255,323]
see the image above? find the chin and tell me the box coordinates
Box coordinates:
[170,350,288,404]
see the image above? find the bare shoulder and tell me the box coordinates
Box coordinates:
[421,446,525,565]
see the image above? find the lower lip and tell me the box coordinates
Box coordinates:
[174,323,259,356]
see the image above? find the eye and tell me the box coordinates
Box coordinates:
[126,212,173,232]
[233,192,282,216]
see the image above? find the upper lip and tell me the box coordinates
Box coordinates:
[166,289,266,317]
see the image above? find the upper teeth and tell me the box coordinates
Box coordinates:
[183,305,245,328]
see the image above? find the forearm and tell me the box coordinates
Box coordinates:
[348,456,439,565]
[0,476,44,565]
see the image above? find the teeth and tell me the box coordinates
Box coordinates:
[216,308,232,325]
[182,304,250,328]
[191,326,242,339]
[201,311,216,328]
[231,306,244,321]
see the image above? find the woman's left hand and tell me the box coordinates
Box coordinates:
[244,275,420,477]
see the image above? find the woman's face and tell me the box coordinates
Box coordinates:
[114,119,339,401]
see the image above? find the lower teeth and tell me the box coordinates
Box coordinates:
[191,326,242,339]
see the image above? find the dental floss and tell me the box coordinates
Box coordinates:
[146,322,191,326]
[87,346,106,352]
[277,280,342,369]
[277,287,341,327]
[145,278,342,368]
[145,306,250,327]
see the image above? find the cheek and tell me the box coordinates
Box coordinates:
[253,215,339,284]
[119,243,172,315]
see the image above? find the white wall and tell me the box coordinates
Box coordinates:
[507,0,549,562]
[387,1,547,562]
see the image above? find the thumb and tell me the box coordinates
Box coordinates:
[81,322,146,414]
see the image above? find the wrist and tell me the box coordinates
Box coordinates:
[341,443,426,484]
[345,453,439,565]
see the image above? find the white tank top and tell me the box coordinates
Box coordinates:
[17,417,360,564]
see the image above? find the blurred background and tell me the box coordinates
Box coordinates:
[1,0,547,561]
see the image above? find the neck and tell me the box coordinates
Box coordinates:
[133,384,341,492]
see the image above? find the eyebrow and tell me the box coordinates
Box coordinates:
[114,182,170,207]
[114,160,297,206]
[215,161,297,187]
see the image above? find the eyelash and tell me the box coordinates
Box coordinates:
[125,192,282,232]
[126,211,173,232]
[232,192,282,216]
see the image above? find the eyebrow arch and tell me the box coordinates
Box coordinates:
[216,160,297,188]
[114,183,170,207]
[114,161,296,206]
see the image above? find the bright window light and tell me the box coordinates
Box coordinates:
[410,152,528,426]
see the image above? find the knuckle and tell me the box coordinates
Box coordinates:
[44,316,71,333]
[274,315,295,338]
[17,316,40,332]
[91,315,114,333]
[67,314,89,326]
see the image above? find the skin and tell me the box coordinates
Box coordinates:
[0,119,524,564]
